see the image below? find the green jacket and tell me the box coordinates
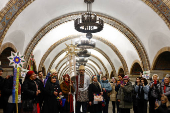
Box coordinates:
[117,81,133,109]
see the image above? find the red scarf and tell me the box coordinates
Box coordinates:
[65,81,69,86]
[164,85,166,93]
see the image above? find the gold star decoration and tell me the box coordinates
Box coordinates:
[64,40,80,57]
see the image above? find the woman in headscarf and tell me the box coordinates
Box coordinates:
[88,75,103,113]
[22,71,41,113]
[60,74,75,113]
[42,74,62,113]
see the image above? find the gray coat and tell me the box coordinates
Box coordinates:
[160,82,170,100]
[117,81,133,109]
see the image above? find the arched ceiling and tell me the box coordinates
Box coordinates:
[0,0,170,78]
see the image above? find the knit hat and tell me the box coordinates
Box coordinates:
[79,65,85,70]
[26,71,34,78]
[50,68,57,74]
[123,75,129,80]
[0,67,3,72]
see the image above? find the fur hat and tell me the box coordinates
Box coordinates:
[50,68,57,74]
[123,75,129,80]
[79,65,85,70]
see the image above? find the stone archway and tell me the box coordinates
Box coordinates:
[151,47,170,70]
[0,42,17,54]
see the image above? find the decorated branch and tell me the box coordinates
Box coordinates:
[8,51,26,113]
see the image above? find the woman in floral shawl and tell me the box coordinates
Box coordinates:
[60,74,75,113]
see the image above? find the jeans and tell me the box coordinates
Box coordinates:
[76,101,87,113]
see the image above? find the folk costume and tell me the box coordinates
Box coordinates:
[60,74,75,113]
[75,65,90,113]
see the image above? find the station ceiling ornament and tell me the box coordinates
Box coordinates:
[74,0,104,39]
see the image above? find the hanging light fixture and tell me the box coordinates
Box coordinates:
[76,58,88,63]
[74,0,104,39]
[75,38,95,49]
[77,49,91,57]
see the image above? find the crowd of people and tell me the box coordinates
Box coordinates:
[0,65,170,113]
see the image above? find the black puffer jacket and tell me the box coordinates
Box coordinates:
[22,78,37,102]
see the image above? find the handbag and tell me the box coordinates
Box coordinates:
[22,100,34,111]
[123,92,133,103]
[94,95,103,102]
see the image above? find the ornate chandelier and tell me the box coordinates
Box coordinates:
[74,0,104,39]
[76,58,88,63]
[77,49,91,57]
[75,38,95,49]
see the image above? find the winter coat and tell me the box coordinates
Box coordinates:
[42,81,61,113]
[99,80,112,100]
[88,82,102,112]
[22,78,37,102]
[135,85,150,100]
[88,82,102,102]
[99,80,112,92]
[60,81,75,102]
[160,82,170,100]
[117,81,133,109]
[155,104,170,113]
[3,76,22,99]
[110,82,117,101]
[149,80,161,99]
[34,78,44,106]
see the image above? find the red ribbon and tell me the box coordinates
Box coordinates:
[70,94,74,113]
[37,103,40,113]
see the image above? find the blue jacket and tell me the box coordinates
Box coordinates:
[135,85,150,100]
[100,80,112,92]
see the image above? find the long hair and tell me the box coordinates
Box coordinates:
[141,78,148,85]
[162,96,170,107]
